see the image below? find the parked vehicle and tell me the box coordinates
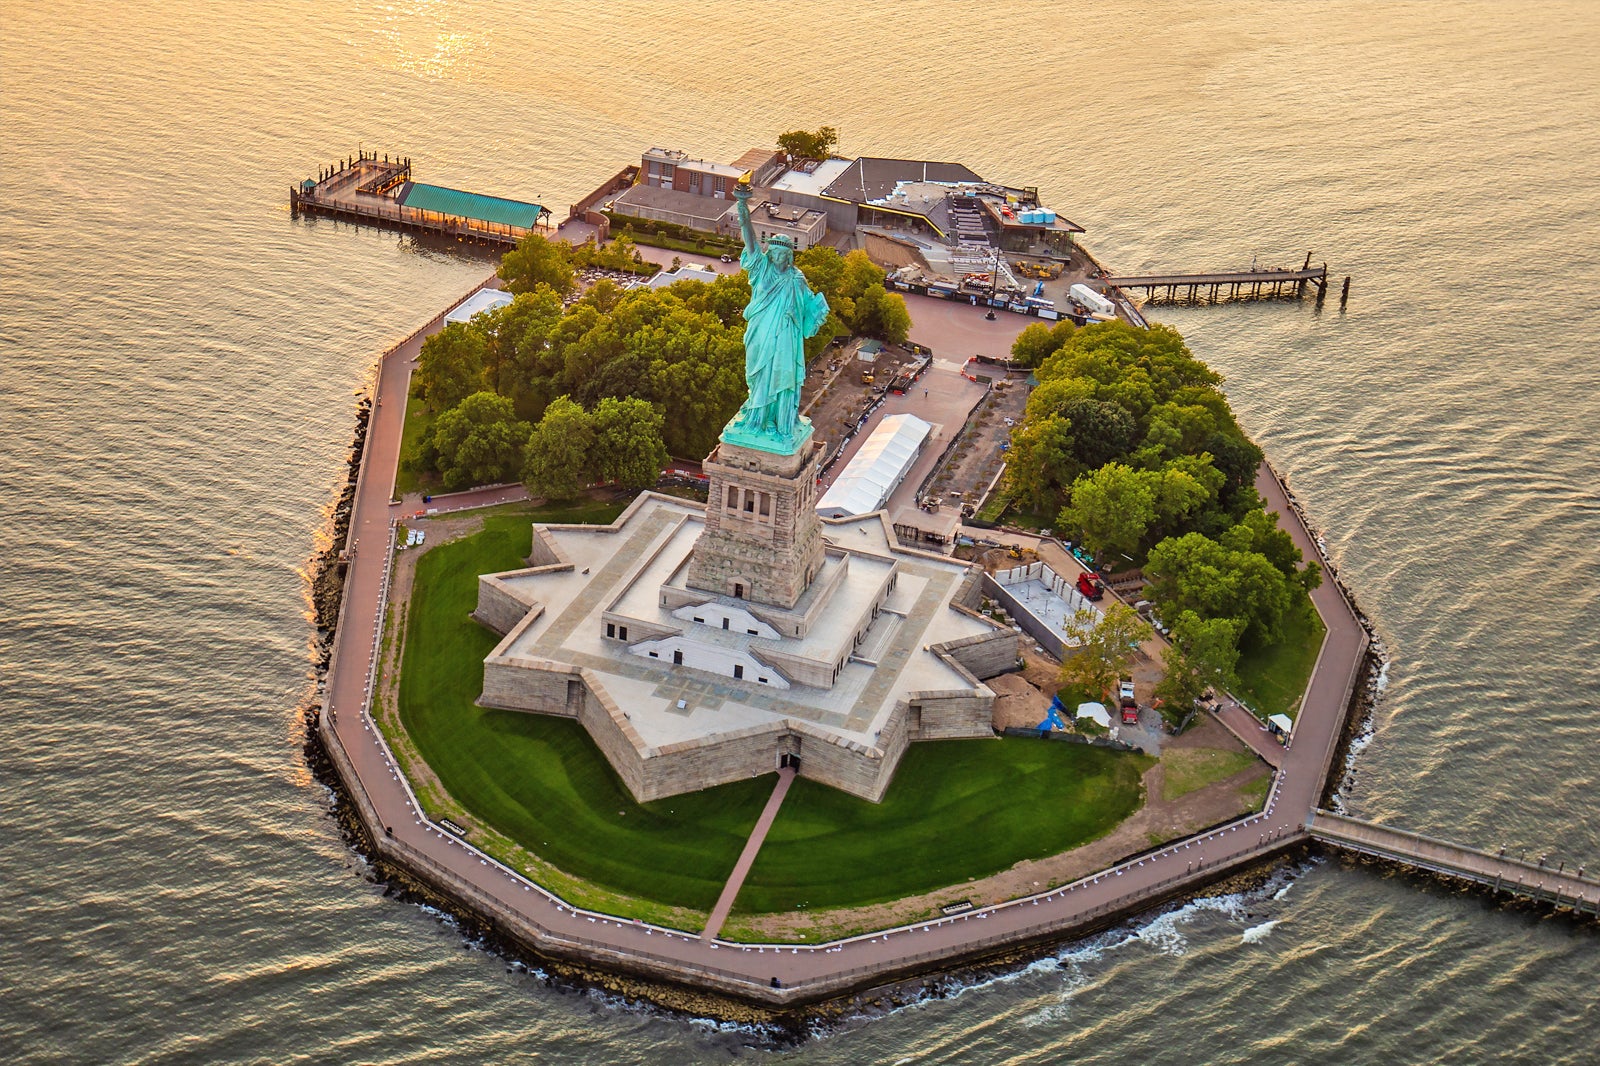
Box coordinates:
[1076,571,1104,601]
[1121,699,1140,725]
[1119,677,1136,703]
[1068,283,1116,317]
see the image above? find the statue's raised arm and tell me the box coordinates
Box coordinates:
[734,173,758,257]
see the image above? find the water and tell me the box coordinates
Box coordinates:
[3,1,1597,1061]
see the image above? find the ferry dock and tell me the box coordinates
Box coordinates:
[290,149,552,248]
[1107,257,1333,305]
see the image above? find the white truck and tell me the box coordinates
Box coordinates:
[1069,283,1117,319]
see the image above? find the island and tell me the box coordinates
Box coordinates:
[301,137,1598,1030]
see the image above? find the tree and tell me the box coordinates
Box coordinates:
[1010,320,1077,369]
[1058,462,1157,558]
[592,396,668,489]
[1005,415,1078,512]
[522,396,594,501]
[1143,531,1296,645]
[1058,603,1154,703]
[849,283,911,343]
[1156,610,1244,711]
[430,392,531,491]
[414,322,489,411]
[499,232,575,297]
[776,126,839,162]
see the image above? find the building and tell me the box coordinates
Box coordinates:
[611,146,826,246]
[473,416,1014,803]
[443,286,514,325]
[632,264,721,290]
[815,414,933,519]
[638,147,745,199]
[820,157,986,243]
[766,155,1083,257]
[745,198,828,251]
[766,157,858,233]
[606,183,738,235]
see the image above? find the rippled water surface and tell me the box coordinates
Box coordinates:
[3,2,1597,1062]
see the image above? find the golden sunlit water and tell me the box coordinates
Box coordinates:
[3,1,1598,1061]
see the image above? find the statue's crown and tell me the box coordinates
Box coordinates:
[767,234,795,248]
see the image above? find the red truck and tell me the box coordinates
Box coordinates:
[1076,571,1105,601]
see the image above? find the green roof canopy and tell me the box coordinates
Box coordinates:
[399,183,546,228]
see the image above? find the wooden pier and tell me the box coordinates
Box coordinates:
[1309,810,1600,917]
[1106,261,1329,305]
[290,150,551,248]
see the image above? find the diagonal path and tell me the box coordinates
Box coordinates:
[702,766,796,941]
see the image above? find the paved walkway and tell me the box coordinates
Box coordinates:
[317,289,1372,1004]
[703,767,796,941]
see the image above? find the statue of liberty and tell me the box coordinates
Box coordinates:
[724,176,829,453]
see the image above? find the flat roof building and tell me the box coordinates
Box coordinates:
[607,183,738,234]
[443,287,514,325]
[816,414,933,519]
[633,264,721,290]
[746,197,828,251]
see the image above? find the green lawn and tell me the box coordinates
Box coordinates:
[731,740,1152,914]
[1235,598,1327,721]
[394,391,442,499]
[392,504,1156,922]
[1161,747,1259,802]
[396,504,773,914]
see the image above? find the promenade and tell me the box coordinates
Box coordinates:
[316,288,1376,1009]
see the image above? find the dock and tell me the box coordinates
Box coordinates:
[1309,810,1600,915]
[290,150,552,248]
[1106,262,1328,304]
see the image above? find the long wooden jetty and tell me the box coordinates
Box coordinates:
[290,149,551,248]
[1107,263,1328,304]
[1309,810,1600,916]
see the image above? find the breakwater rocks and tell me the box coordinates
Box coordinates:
[307,395,371,665]
[299,394,378,848]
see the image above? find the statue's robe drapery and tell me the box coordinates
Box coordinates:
[734,243,829,439]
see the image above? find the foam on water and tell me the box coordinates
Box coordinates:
[1241,921,1281,945]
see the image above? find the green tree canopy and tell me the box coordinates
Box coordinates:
[1010,320,1078,369]
[1156,610,1245,710]
[429,391,531,492]
[850,283,912,344]
[1143,531,1298,645]
[415,322,490,411]
[1059,603,1153,703]
[522,396,594,501]
[499,232,576,296]
[776,126,839,162]
[592,396,669,490]
[1058,462,1157,558]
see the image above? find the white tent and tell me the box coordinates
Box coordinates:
[816,413,932,518]
[1075,701,1110,729]
[444,287,514,325]
[1268,713,1294,735]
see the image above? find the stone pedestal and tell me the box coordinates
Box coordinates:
[685,437,825,610]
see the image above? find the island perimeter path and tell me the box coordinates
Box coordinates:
[317,288,1373,1010]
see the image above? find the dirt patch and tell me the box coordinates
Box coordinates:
[988,672,1049,730]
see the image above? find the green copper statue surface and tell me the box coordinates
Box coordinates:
[721,179,829,454]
